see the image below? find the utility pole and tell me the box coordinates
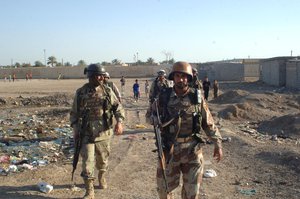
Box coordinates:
[43,49,46,66]
[291,50,293,56]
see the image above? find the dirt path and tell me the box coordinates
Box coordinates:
[0,79,299,199]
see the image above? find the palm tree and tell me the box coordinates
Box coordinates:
[112,59,121,65]
[47,56,57,67]
[147,57,155,65]
[78,60,86,66]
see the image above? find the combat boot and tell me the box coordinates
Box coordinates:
[83,179,94,199]
[98,172,107,189]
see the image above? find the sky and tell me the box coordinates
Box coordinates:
[0,0,300,66]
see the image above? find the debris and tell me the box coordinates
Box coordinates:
[203,169,217,178]
[37,182,53,193]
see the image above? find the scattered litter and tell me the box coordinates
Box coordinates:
[70,184,81,192]
[204,169,217,178]
[37,182,53,193]
[222,137,232,142]
[239,188,257,196]
[135,124,147,129]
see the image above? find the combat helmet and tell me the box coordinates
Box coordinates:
[104,72,110,79]
[84,64,106,78]
[157,69,166,77]
[168,61,193,82]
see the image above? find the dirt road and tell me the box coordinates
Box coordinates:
[0,79,299,199]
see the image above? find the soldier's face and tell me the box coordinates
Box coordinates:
[174,72,188,89]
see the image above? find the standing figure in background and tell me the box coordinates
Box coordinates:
[12,73,16,82]
[149,69,169,103]
[213,80,219,99]
[133,79,140,102]
[145,80,150,97]
[120,76,126,97]
[190,68,202,90]
[202,76,211,101]
[104,72,122,103]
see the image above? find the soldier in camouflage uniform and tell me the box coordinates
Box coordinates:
[146,69,170,124]
[190,68,202,90]
[149,69,169,103]
[70,64,125,199]
[154,62,223,199]
[104,72,122,103]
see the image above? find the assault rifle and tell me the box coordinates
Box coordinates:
[152,98,169,193]
[71,108,90,181]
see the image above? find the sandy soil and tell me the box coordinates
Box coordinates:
[0,78,299,199]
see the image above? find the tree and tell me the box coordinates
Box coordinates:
[47,56,57,67]
[111,59,121,65]
[64,62,72,67]
[15,62,21,68]
[101,61,111,66]
[78,60,86,66]
[22,63,31,67]
[146,57,155,65]
[34,61,43,67]
[168,58,175,64]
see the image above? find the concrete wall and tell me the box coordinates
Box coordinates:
[0,64,173,80]
[261,57,291,87]
[243,59,260,81]
[199,62,244,81]
[286,60,300,89]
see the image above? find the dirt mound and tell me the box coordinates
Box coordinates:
[257,113,300,138]
[211,90,249,104]
[218,102,255,120]
[20,94,71,106]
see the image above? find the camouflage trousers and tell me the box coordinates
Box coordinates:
[80,137,111,179]
[157,141,204,199]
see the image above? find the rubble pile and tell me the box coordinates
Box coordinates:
[0,112,74,176]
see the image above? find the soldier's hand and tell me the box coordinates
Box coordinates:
[213,147,223,162]
[114,122,123,135]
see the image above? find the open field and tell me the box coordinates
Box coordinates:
[0,78,299,199]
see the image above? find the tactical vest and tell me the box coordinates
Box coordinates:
[159,87,203,142]
[77,84,113,139]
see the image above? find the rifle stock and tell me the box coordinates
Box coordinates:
[71,108,90,181]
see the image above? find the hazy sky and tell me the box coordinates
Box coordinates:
[1,0,299,66]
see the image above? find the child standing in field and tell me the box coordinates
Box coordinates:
[133,79,140,102]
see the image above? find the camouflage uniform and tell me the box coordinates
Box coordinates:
[156,87,222,199]
[149,77,169,103]
[190,76,202,90]
[70,83,125,182]
[105,81,122,102]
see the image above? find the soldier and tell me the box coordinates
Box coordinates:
[202,76,211,101]
[149,69,169,103]
[190,68,202,90]
[153,61,223,199]
[146,69,170,123]
[104,72,122,103]
[70,64,125,199]
[213,79,219,99]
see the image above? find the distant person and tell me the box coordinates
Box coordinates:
[120,76,126,96]
[104,72,122,102]
[25,73,29,81]
[145,80,150,97]
[4,74,7,82]
[29,72,32,80]
[133,79,140,102]
[12,73,16,82]
[190,68,202,90]
[9,74,12,82]
[202,76,211,100]
[58,73,62,80]
[213,79,219,99]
